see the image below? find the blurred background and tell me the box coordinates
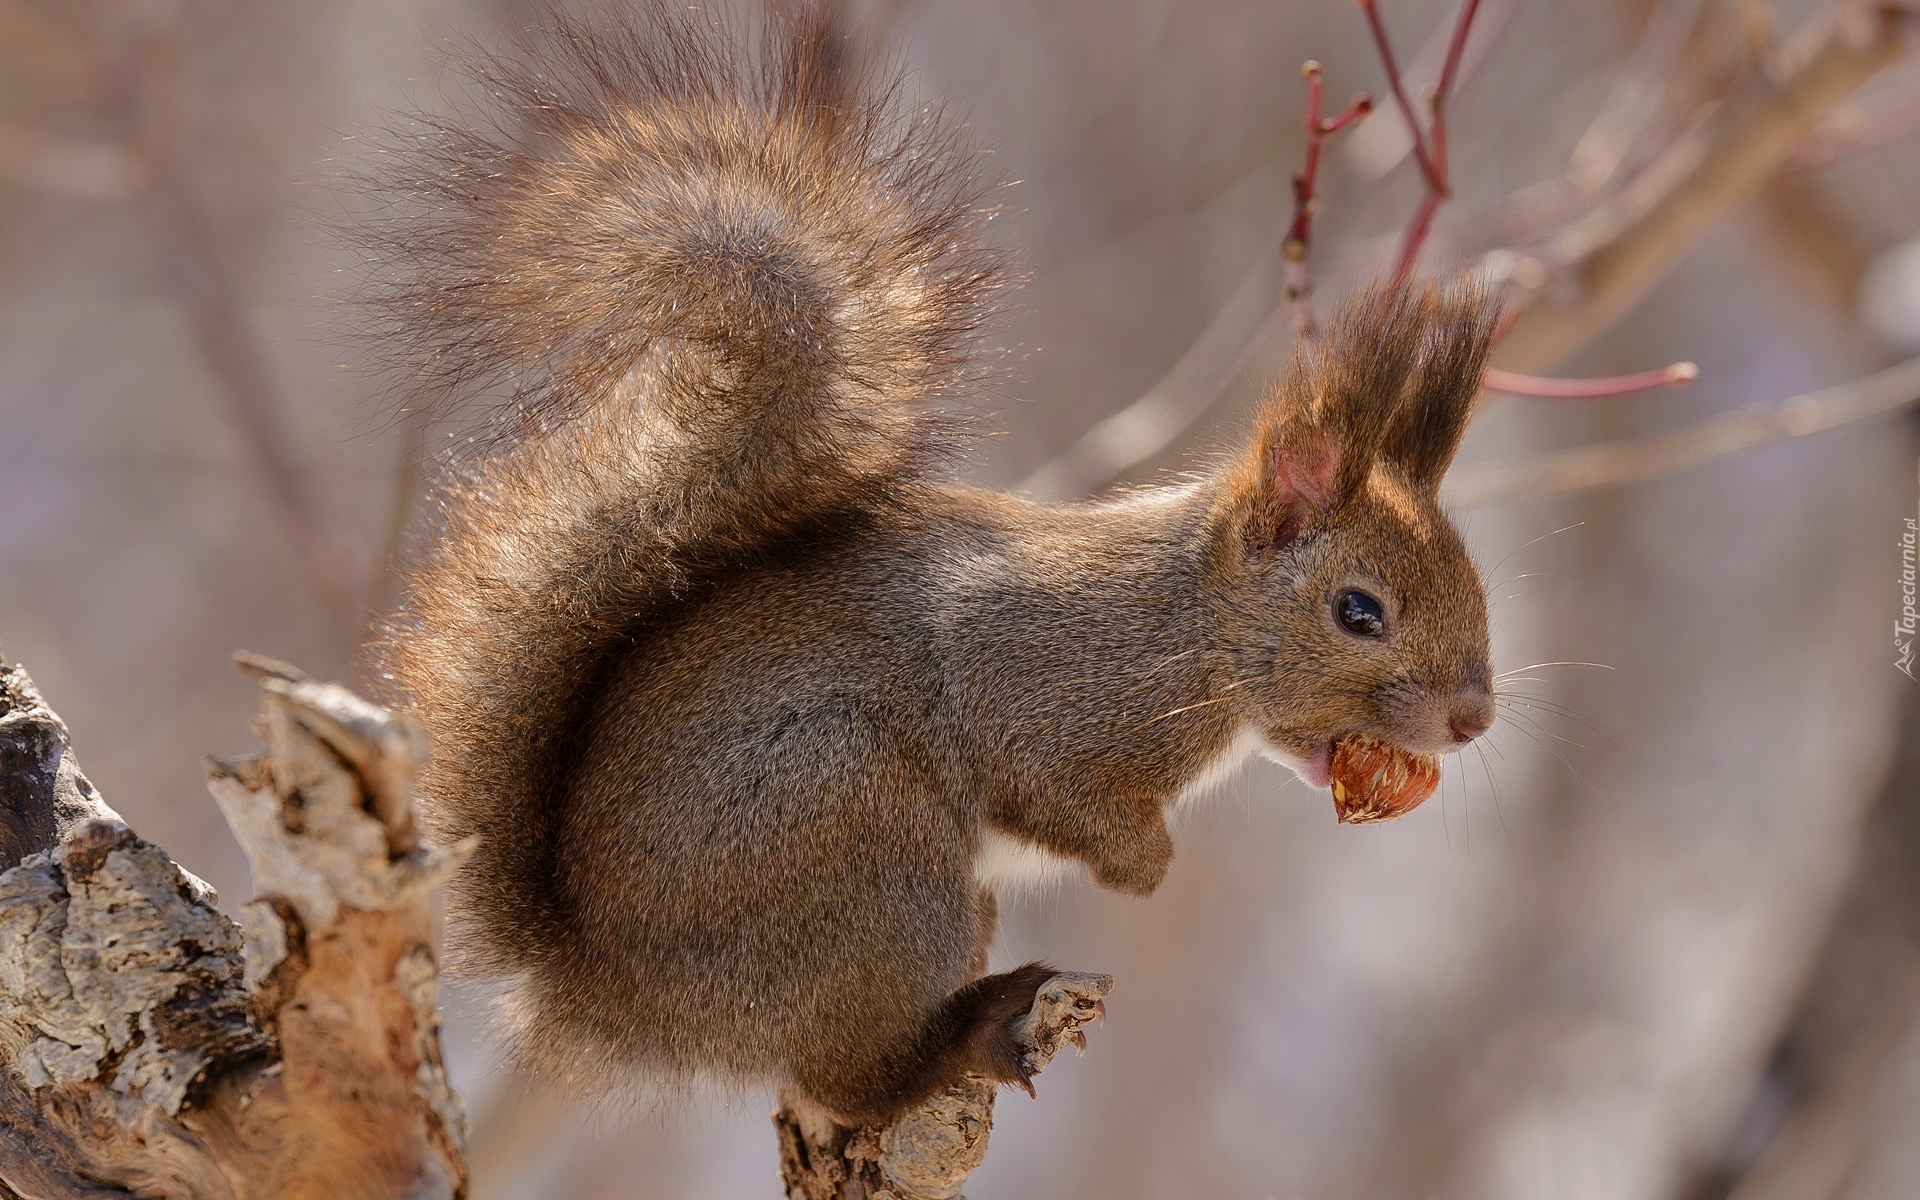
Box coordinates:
[2,0,1917,1197]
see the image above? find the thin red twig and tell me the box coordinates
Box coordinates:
[1398,191,1444,283]
[1484,361,1699,398]
[1283,60,1372,341]
[1285,61,1327,253]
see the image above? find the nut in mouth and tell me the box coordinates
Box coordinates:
[1329,733,1441,824]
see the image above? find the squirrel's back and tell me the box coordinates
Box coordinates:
[364,0,1007,1029]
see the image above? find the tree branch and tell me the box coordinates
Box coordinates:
[1358,0,1444,192]
[1784,59,1920,169]
[5,650,1107,1199]
[1497,6,1920,373]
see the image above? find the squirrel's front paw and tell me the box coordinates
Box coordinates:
[1087,818,1173,895]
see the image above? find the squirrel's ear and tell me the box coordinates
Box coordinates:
[1236,408,1340,557]
[1232,286,1431,556]
[1379,279,1502,493]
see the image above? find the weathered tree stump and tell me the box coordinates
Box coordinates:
[0,653,469,1199]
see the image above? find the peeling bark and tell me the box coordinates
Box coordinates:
[0,653,470,1199]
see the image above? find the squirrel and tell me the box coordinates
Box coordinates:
[364,0,1500,1127]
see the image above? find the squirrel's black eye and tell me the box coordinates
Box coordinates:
[1335,591,1387,638]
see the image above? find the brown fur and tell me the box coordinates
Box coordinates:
[365,1,1500,1124]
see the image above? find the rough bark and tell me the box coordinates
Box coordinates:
[0,661,123,865]
[0,652,470,1199]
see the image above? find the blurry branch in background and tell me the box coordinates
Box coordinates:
[0,122,140,201]
[0,9,352,625]
[148,190,351,621]
[1022,1,1920,500]
[1447,353,1920,508]
[1494,4,1920,373]
[1784,60,1920,168]
[360,414,430,636]
[1577,0,1713,177]
[1016,253,1289,499]
[1676,688,1920,1200]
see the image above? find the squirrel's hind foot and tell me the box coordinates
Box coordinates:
[920,962,1114,1106]
[1012,970,1111,1081]
[810,962,1114,1126]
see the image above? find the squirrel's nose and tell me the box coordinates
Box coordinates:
[1446,692,1494,744]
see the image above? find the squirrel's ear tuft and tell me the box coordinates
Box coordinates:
[1380,277,1502,493]
[777,0,862,127]
[1233,284,1433,556]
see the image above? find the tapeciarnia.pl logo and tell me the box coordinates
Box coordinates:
[1901,499,1917,680]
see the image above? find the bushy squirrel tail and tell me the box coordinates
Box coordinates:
[364,1,1005,982]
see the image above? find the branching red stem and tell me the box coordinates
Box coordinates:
[1322,99,1374,135]
[1354,3,1703,398]
[1358,0,1442,191]
[1430,0,1483,182]
[1368,0,1485,286]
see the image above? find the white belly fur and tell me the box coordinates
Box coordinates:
[1168,724,1271,813]
[971,828,1081,897]
[973,725,1274,898]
